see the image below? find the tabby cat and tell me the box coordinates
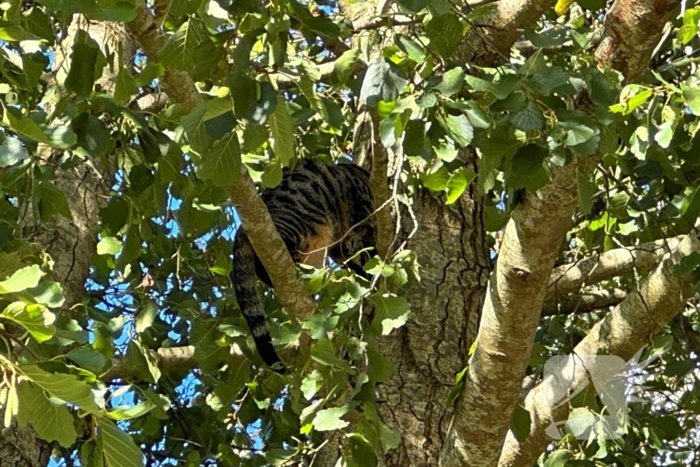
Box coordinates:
[232,159,376,371]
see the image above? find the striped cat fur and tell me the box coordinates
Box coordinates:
[232,159,375,371]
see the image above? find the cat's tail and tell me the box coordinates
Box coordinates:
[232,230,285,372]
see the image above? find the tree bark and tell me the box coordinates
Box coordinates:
[378,176,491,466]
[498,233,700,466]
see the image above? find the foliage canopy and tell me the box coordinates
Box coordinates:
[2,0,700,466]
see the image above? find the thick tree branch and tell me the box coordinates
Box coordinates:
[107,346,199,381]
[226,178,317,322]
[129,92,170,112]
[368,110,394,259]
[493,0,682,462]
[547,236,683,297]
[456,0,559,65]
[126,0,201,111]
[498,233,700,467]
[595,0,680,82]
[541,288,627,317]
[443,163,579,466]
[273,59,367,90]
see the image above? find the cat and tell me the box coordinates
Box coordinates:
[232,159,375,371]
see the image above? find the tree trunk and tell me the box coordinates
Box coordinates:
[378,176,491,465]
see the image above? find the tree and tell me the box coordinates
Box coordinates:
[1,0,700,466]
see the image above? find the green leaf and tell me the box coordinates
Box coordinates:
[181,104,212,154]
[158,20,201,73]
[197,133,241,187]
[654,121,674,149]
[72,113,115,158]
[510,404,531,442]
[368,294,410,336]
[207,360,249,411]
[98,417,145,467]
[682,83,700,116]
[511,144,548,178]
[135,61,164,87]
[610,85,653,115]
[22,7,55,44]
[310,338,353,372]
[28,280,65,308]
[333,49,359,85]
[65,30,100,99]
[577,173,596,215]
[0,26,40,41]
[0,265,44,294]
[301,370,324,400]
[114,68,136,104]
[543,450,572,467]
[21,365,101,414]
[97,236,123,256]
[465,74,519,100]
[558,121,597,146]
[446,167,477,204]
[359,57,407,108]
[107,401,155,421]
[124,340,161,383]
[677,7,700,44]
[241,123,268,151]
[462,101,490,129]
[367,346,394,383]
[289,0,340,36]
[421,166,450,191]
[191,320,229,372]
[425,13,463,59]
[566,407,596,437]
[510,102,544,132]
[229,73,277,124]
[617,219,638,236]
[36,0,137,21]
[66,347,106,373]
[136,300,158,334]
[2,302,55,342]
[100,197,129,235]
[0,138,29,167]
[0,252,22,279]
[8,116,76,149]
[431,68,465,97]
[34,181,73,221]
[261,161,283,188]
[346,434,379,467]
[128,165,154,194]
[532,66,569,96]
[395,34,425,63]
[313,405,351,431]
[170,0,203,16]
[438,114,473,147]
[674,252,700,277]
[269,97,295,165]
[17,382,77,448]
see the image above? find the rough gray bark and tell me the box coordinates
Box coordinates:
[378,174,491,466]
